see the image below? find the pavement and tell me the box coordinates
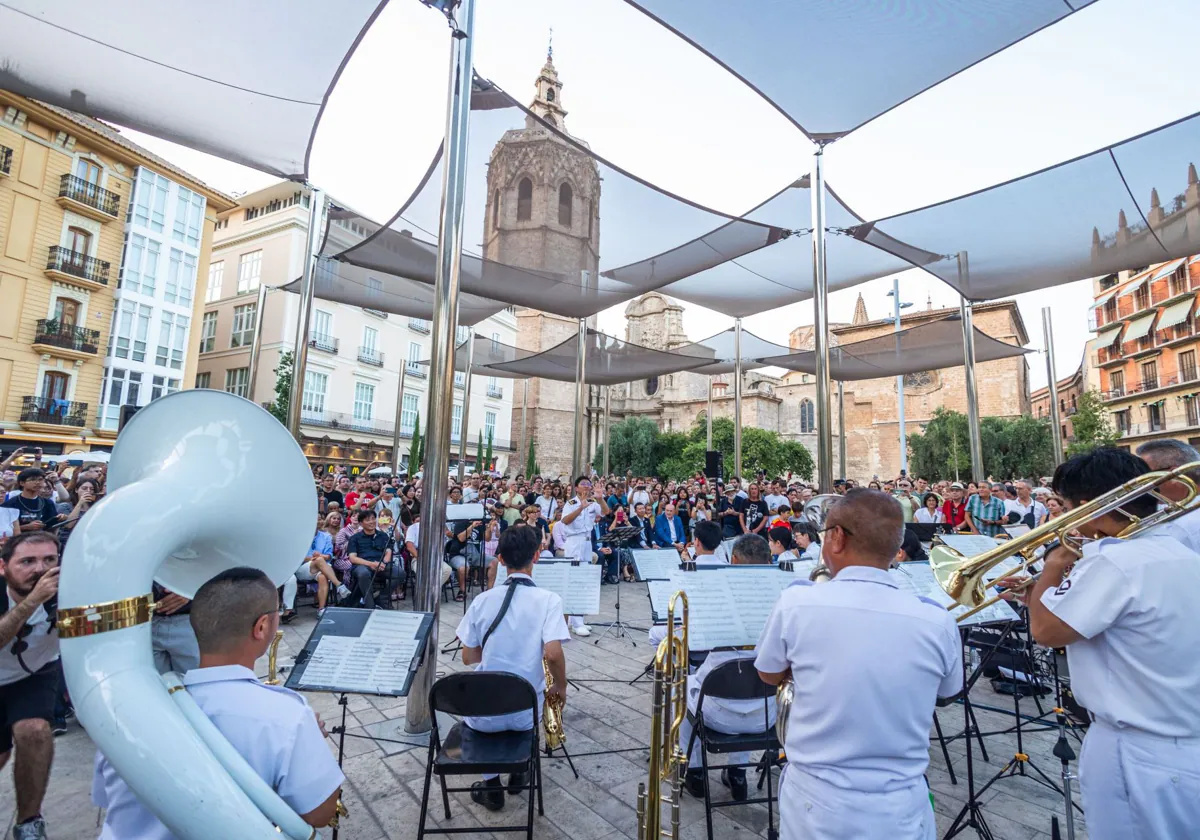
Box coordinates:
[2,578,1089,839]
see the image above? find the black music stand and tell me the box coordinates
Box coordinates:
[590,527,645,646]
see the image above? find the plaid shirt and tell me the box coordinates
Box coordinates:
[966,495,1007,537]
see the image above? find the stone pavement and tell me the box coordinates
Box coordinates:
[4,580,1089,839]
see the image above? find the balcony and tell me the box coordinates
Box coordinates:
[358,347,384,367]
[57,174,120,222]
[454,373,465,390]
[0,145,11,176]
[487,384,504,398]
[1096,346,1125,367]
[45,246,110,290]
[32,319,101,360]
[408,318,431,334]
[405,361,427,378]
[308,333,339,354]
[20,396,87,430]
[301,410,392,437]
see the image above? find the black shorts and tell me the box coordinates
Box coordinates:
[0,662,59,752]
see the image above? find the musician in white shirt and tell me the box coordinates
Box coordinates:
[557,476,609,637]
[1136,438,1200,554]
[1002,448,1200,840]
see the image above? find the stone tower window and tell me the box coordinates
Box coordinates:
[517,178,532,221]
[559,183,572,227]
[800,399,815,433]
[544,114,556,128]
[546,87,555,102]
[491,190,499,229]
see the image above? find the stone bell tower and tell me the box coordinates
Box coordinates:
[486,50,601,478]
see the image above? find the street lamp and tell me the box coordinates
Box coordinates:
[886,279,914,476]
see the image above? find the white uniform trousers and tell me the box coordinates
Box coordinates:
[779,767,934,840]
[678,696,774,770]
[1079,720,1200,840]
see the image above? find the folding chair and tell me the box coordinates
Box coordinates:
[417,672,544,839]
[685,659,782,840]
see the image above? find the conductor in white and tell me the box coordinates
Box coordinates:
[755,490,961,840]
[93,568,345,838]
[1002,448,1200,840]
[558,475,609,637]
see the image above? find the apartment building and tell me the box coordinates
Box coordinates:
[0,92,231,458]
[1031,357,1086,448]
[196,182,518,473]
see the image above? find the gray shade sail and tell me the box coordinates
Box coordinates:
[846,111,1200,301]
[667,328,794,377]
[759,315,1029,381]
[418,333,539,379]
[0,0,387,178]
[622,0,1093,141]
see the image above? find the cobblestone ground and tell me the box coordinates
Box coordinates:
[9,580,1088,839]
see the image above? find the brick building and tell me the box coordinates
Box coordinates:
[1031,358,1086,449]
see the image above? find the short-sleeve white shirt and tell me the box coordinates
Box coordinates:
[1040,531,1200,737]
[1005,498,1047,525]
[559,498,602,539]
[93,665,343,839]
[405,522,420,548]
[755,566,961,792]
[764,493,789,513]
[1162,506,1200,556]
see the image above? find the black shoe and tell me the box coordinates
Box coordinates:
[721,768,748,801]
[603,575,620,585]
[506,770,529,795]
[470,778,505,812]
[684,767,707,798]
[51,718,67,737]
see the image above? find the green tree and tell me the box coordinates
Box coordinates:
[409,414,423,473]
[909,407,1054,481]
[525,439,539,477]
[908,408,971,481]
[1067,389,1118,456]
[665,417,814,481]
[603,417,662,476]
[265,350,293,425]
[485,429,494,472]
[475,430,484,473]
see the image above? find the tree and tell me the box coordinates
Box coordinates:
[409,414,423,473]
[485,429,494,472]
[1067,389,1118,456]
[664,417,814,481]
[475,430,484,473]
[602,417,662,476]
[908,408,971,481]
[265,350,293,425]
[908,407,1054,481]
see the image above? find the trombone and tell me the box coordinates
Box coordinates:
[636,591,688,840]
[931,463,1200,621]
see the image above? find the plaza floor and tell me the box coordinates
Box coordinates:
[5,580,1088,839]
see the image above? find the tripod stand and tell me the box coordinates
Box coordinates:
[1047,648,1082,840]
[591,546,642,646]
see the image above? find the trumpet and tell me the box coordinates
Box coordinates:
[543,657,566,751]
[931,463,1200,621]
[637,591,688,840]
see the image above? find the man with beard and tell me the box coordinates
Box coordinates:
[0,533,62,840]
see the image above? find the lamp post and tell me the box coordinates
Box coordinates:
[886,279,914,475]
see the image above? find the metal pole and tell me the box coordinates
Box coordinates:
[457,331,475,482]
[1043,307,1065,467]
[246,283,269,403]
[811,146,833,493]
[706,376,713,450]
[572,318,587,479]
[405,0,476,735]
[838,380,846,479]
[603,386,611,476]
[286,188,326,440]
[521,378,529,473]
[734,318,743,479]
[894,277,908,475]
[391,364,408,476]
[957,252,985,483]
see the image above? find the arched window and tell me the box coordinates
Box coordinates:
[543,114,556,128]
[800,399,815,434]
[546,87,555,102]
[491,190,500,228]
[517,178,532,221]
[558,183,572,227]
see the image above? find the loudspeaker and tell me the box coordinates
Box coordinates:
[118,404,142,432]
[704,449,723,481]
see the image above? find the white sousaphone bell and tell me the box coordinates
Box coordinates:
[57,391,319,839]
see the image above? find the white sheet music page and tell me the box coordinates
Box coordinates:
[671,571,747,650]
[493,562,600,615]
[890,562,1016,626]
[631,549,683,580]
[937,534,1002,558]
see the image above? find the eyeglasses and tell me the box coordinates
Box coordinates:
[820,524,854,538]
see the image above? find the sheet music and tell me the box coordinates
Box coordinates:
[296,636,354,687]
[669,571,748,650]
[631,549,683,580]
[494,562,601,615]
[647,580,679,622]
[890,562,1016,626]
[937,534,1002,557]
[290,607,432,696]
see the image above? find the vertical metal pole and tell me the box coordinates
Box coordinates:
[894,277,908,475]
[837,380,846,479]
[1043,307,1065,467]
[734,318,743,478]
[405,0,476,735]
[811,146,833,493]
[457,331,475,482]
[572,318,587,479]
[957,252,985,483]
[246,283,269,403]
[521,378,529,473]
[706,376,713,450]
[286,188,326,440]
[603,386,611,476]
[391,364,408,476]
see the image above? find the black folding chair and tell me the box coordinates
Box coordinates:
[417,672,544,840]
[684,659,782,840]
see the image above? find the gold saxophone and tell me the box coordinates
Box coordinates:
[265,630,284,686]
[637,591,688,840]
[543,657,566,750]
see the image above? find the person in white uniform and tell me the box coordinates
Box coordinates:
[1001,448,1200,840]
[756,489,962,840]
[93,567,345,837]
[1135,438,1200,554]
[558,475,609,637]
[456,525,570,812]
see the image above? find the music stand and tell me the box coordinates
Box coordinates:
[590,527,644,646]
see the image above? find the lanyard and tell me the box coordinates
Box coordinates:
[480,577,535,651]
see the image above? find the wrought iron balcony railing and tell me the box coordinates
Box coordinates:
[308,333,339,354]
[46,246,110,286]
[34,319,100,354]
[21,396,87,427]
[358,347,383,367]
[59,173,120,217]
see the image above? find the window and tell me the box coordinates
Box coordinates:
[111,300,153,361]
[558,183,572,226]
[1141,360,1159,390]
[133,170,169,232]
[353,382,375,423]
[517,178,532,221]
[230,303,257,348]
[456,325,470,345]
[401,393,419,433]
[799,399,815,433]
[1114,409,1130,434]
[312,309,333,341]
[67,226,92,258]
[454,371,465,388]
[173,187,205,247]
[150,375,180,402]
[484,411,496,440]
[98,368,143,430]
[41,370,70,402]
[452,403,462,442]
[1110,369,1125,395]
[302,371,328,415]
[491,332,501,352]
[206,261,224,302]
[164,248,196,306]
[199,311,217,353]
[224,367,250,398]
[407,341,422,373]
[54,297,79,328]
[491,190,500,228]
[546,87,555,103]
[236,251,262,294]
[362,325,378,354]
[487,375,499,394]
[1182,350,1198,383]
[1188,397,1200,427]
[1148,402,1164,431]
[120,234,159,296]
[156,313,189,369]
[194,372,211,389]
[75,158,101,184]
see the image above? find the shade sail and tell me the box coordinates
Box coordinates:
[418,334,539,379]
[1095,323,1124,348]
[846,111,1200,301]
[759,315,1029,382]
[1121,312,1157,342]
[622,0,1093,141]
[668,328,795,377]
[1156,296,1195,330]
[0,0,386,178]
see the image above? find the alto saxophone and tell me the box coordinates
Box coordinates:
[543,657,566,750]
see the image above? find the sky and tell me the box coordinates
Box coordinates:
[119,0,1200,389]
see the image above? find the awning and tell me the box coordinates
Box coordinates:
[1095,324,1124,348]
[1091,286,1121,310]
[1123,312,1158,342]
[1157,296,1196,330]
[1152,258,1187,282]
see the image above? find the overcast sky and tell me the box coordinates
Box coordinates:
[123,0,1200,389]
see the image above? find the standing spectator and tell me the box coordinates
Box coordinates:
[1005,480,1048,528]
[375,486,402,524]
[1045,495,1066,520]
[344,476,376,513]
[1,471,59,532]
[764,481,789,513]
[893,479,917,523]
[346,509,392,609]
[965,482,1007,537]
[914,493,944,525]
[717,486,743,542]
[940,483,968,531]
[741,482,770,537]
[629,483,650,510]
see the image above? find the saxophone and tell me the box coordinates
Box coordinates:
[265,630,284,686]
[543,657,566,751]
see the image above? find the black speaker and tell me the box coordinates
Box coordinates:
[704,449,723,481]
[118,403,142,432]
